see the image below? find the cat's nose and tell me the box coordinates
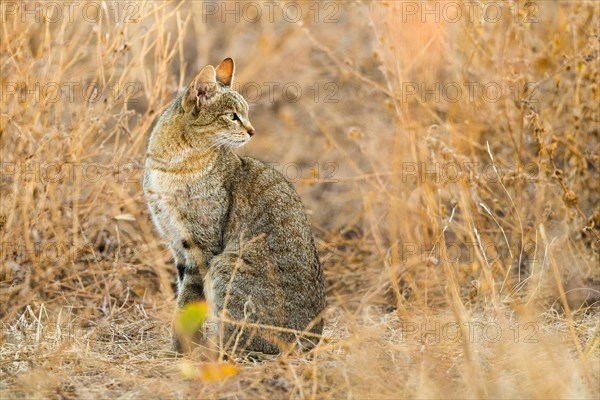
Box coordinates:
[246,123,255,137]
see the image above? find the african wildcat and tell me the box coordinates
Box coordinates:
[143,58,325,355]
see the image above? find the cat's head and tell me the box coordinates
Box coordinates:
[177,58,255,150]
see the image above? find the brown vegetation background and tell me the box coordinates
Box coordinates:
[1,1,599,398]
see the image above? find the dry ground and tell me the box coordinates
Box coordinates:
[1,1,599,399]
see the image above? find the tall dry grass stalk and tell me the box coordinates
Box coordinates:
[1,1,599,398]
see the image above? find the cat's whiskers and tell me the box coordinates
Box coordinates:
[214,133,249,148]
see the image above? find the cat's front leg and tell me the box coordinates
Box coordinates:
[176,264,206,308]
[173,264,206,354]
[173,247,212,354]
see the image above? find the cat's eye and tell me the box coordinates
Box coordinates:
[227,112,238,121]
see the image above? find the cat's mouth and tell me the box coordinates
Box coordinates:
[228,138,249,147]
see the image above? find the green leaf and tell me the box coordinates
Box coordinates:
[176,302,208,337]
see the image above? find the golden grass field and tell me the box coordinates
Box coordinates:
[1,0,599,398]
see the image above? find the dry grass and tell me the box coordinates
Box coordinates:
[1,1,599,398]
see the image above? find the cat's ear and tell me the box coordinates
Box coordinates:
[182,65,219,112]
[215,57,235,87]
